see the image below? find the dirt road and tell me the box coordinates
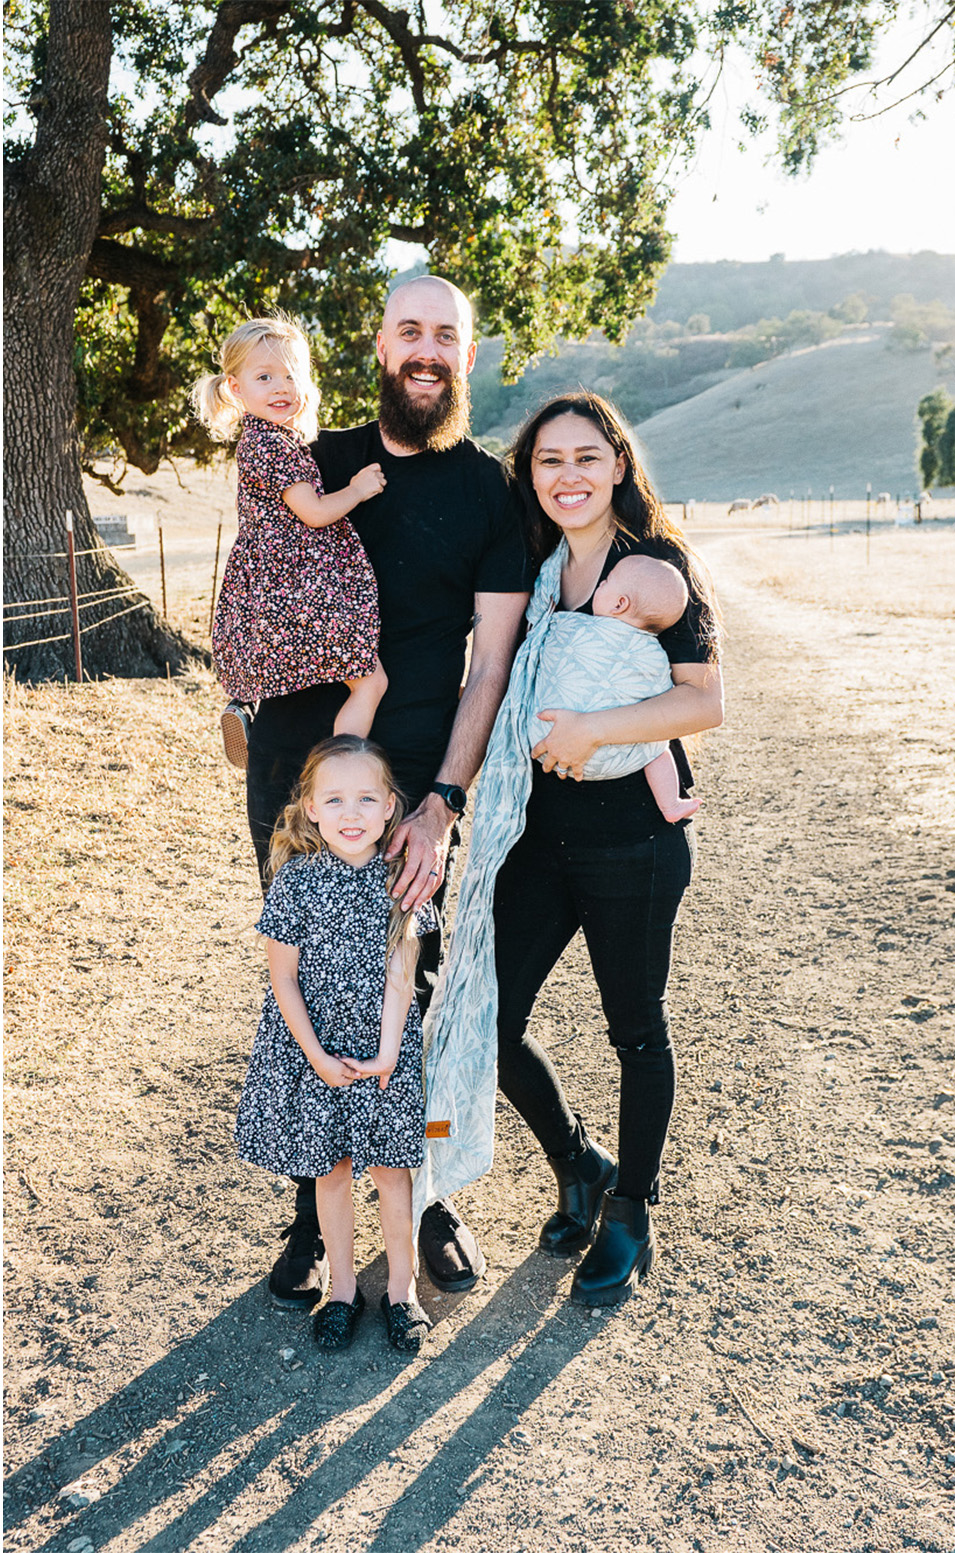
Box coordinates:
[4,520,954,1552]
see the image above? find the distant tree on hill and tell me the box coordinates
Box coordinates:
[888,296,955,352]
[726,309,841,368]
[918,389,955,487]
[830,294,869,325]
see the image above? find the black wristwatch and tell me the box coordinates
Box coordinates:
[430,781,467,817]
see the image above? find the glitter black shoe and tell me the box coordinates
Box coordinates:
[313,1287,365,1350]
[381,1293,433,1354]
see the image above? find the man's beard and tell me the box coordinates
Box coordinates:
[378,360,471,453]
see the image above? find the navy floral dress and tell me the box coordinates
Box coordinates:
[212,415,380,702]
[235,851,435,1179]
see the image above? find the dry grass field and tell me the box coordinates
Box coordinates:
[4,467,955,1553]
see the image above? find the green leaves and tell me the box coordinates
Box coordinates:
[6,0,947,474]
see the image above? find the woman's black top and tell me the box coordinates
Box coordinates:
[527,529,711,844]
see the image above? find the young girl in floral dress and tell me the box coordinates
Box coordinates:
[235,735,435,1353]
[193,316,388,767]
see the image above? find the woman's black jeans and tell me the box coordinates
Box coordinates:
[493,788,695,1205]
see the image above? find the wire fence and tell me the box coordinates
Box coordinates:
[5,494,952,680]
[3,510,156,678]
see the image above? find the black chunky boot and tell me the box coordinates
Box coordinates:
[539,1134,618,1256]
[570,1192,655,1306]
[268,1210,330,1310]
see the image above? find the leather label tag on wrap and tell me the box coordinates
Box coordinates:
[425,1120,451,1139]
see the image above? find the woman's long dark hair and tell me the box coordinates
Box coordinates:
[508,391,721,660]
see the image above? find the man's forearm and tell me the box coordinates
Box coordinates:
[433,655,512,790]
[430,590,527,795]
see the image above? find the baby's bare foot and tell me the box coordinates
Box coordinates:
[659,796,701,824]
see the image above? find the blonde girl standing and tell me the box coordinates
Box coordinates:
[235,735,434,1353]
[192,317,388,763]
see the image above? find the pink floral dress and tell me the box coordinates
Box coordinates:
[212,415,379,702]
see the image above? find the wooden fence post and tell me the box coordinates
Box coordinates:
[158,516,167,619]
[208,522,222,636]
[65,510,83,682]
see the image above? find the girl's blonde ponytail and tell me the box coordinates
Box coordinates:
[191,371,245,442]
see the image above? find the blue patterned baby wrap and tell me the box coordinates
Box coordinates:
[532,612,669,779]
[415,541,679,1225]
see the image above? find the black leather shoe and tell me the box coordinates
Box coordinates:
[268,1212,330,1310]
[313,1287,365,1350]
[570,1192,655,1306]
[418,1199,486,1292]
[539,1137,618,1256]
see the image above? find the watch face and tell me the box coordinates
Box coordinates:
[435,783,466,813]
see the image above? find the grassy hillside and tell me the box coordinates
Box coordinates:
[468,252,955,458]
[635,329,946,500]
[646,251,955,332]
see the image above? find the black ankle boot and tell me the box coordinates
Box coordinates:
[570,1192,655,1305]
[539,1136,618,1256]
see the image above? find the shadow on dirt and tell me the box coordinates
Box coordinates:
[7,1252,601,1552]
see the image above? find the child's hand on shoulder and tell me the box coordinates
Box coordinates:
[350,463,387,503]
[310,1051,360,1088]
[340,1052,396,1091]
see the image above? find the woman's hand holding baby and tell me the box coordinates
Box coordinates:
[532,708,599,781]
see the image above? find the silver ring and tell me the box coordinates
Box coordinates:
[556,765,570,776]
[428,869,439,877]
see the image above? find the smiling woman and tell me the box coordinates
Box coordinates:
[530,424,626,542]
[420,391,723,1307]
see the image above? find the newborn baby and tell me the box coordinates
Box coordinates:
[533,553,701,822]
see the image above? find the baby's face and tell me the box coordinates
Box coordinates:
[592,564,637,623]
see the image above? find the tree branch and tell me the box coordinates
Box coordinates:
[183,0,294,127]
[98,206,216,239]
[355,1,429,113]
[782,3,955,107]
[82,459,128,496]
[355,0,564,76]
[848,61,954,121]
[388,221,430,243]
[87,238,179,295]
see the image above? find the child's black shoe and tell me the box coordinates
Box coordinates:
[313,1287,365,1350]
[381,1292,432,1354]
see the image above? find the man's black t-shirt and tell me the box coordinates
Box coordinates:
[312,423,528,803]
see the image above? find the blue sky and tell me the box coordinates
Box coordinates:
[666,15,955,263]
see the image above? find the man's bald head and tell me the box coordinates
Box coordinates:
[381,275,474,343]
[376,275,477,453]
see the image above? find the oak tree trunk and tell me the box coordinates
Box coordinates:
[2,0,199,681]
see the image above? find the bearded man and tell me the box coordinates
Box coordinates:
[244,276,530,1306]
